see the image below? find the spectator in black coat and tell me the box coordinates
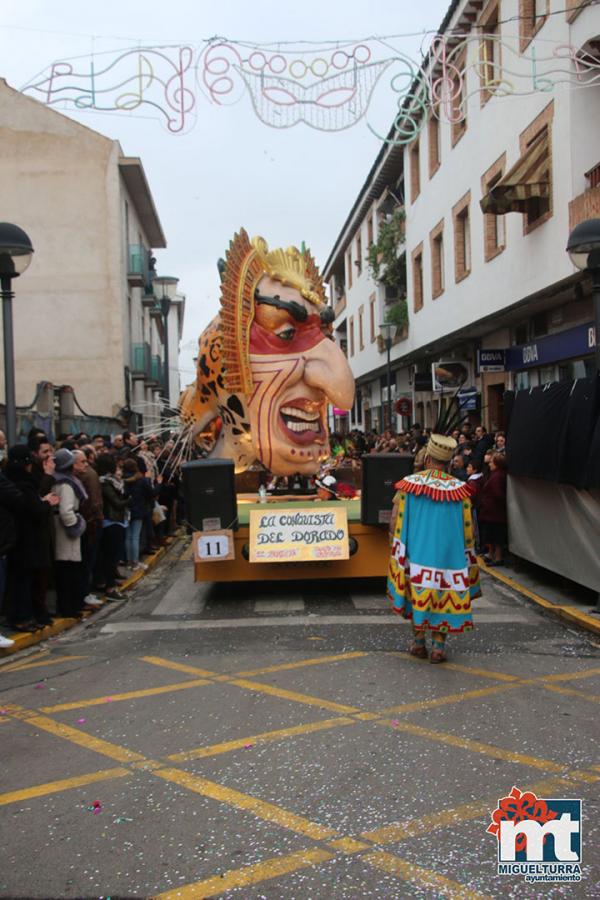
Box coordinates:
[0,471,26,646]
[471,425,494,465]
[123,458,155,571]
[5,445,59,631]
[29,434,57,624]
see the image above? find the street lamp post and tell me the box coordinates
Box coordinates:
[0,223,34,446]
[380,322,395,430]
[153,275,179,409]
[566,218,600,373]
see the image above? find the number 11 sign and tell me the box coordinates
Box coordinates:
[193,530,235,562]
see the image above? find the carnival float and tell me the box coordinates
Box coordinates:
[180,229,412,582]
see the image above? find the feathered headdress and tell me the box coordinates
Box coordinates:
[219,229,326,394]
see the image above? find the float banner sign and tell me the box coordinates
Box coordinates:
[249,506,349,563]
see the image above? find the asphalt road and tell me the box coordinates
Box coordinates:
[1,540,599,899]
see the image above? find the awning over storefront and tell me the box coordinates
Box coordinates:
[480,129,550,215]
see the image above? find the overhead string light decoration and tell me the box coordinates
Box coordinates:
[20,28,600,142]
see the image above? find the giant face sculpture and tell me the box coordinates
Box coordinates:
[180,230,354,476]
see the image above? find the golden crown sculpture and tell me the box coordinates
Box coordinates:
[220,229,326,395]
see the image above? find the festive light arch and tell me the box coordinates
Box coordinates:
[20,30,600,142]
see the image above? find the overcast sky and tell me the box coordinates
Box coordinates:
[1,0,449,384]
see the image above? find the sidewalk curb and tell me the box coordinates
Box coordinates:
[0,533,184,660]
[478,558,600,638]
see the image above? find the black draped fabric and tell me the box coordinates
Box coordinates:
[507,376,600,489]
[561,377,600,488]
[503,390,515,432]
[585,409,600,489]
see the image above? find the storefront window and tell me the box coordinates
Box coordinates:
[558,358,595,381]
[539,365,555,385]
[515,371,530,391]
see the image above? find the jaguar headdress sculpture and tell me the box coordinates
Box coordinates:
[179,229,355,475]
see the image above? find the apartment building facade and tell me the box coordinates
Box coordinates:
[0,79,183,430]
[324,0,600,433]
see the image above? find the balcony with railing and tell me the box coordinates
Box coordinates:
[131,342,151,379]
[569,163,600,230]
[150,355,163,387]
[127,244,150,288]
[334,294,346,318]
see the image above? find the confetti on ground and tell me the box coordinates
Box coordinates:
[244,743,253,749]
[34,683,45,689]
[0,710,8,715]
[391,720,399,727]
[105,697,114,702]
[114,817,133,824]
[77,718,87,724]
[87,800,103,815]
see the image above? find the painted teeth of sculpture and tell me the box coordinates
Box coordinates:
[285,420,320,432]
[280,406,320,422]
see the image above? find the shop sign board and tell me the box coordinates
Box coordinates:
[396,396,413,416]
[477,349,506,373]
[457,387,478,411]
[249,506,349,563]
[505,322,595,370]
[431,361,470,392]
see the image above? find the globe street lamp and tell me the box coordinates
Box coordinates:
[566,218,600,373]
[153,275,179,408]
[0,223,34,445]
[379,321,396,430]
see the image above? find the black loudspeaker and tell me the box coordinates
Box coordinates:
[360,453,414,525]
[182,459,238,531]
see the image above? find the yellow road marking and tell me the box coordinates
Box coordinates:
[167,716,356,762]
[8,706,146,763]
[1,654,88,674]
[360,777,566,844]
[327,837,370,854]
[387,651,520,682]
[1,650,51,671]
[537,665,600,684]
[139,655,217,677]
[233,651,368,678]
[363,851,493,900]
[442,662,520,682]
[39,678,212,713]
[380,682,520,716]
[563,770,599,783]
[541,683,600,703]
[477,562,556,607]
[379,719,572,775]
[0,767,130,806]
[152,847,334,899]
[130,759,164,771]
[227,677,360,713]
[479,561,600,636]
[154,767,338,840]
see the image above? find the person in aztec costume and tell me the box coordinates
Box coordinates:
[387,433,481,663]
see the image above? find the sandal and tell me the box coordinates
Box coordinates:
[430,649,447,664]
[408,642,428,659]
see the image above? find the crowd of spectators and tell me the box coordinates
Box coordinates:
[0,429,180,647]
[328,421,508,566]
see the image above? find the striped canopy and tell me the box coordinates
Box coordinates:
[480,130,550,215]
